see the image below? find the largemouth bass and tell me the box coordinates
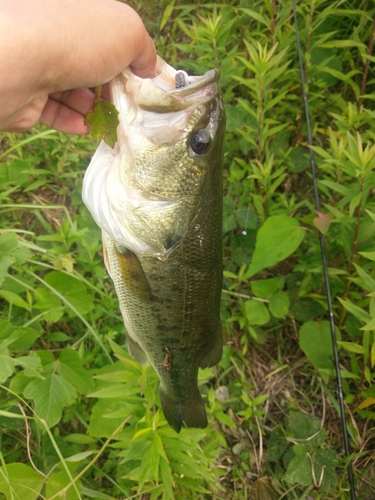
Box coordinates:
[82,57,225,432]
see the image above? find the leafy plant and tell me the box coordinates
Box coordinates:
[1,0,375,498]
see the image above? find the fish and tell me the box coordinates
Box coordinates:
[82,56,225,432]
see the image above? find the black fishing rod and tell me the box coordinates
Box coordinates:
[291,1,356,499]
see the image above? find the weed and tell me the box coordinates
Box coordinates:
[1,1,375,499]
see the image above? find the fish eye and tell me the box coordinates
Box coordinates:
[190,130,211,155]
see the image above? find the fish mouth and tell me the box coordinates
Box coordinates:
[115,56,219,113]
[151,56,219,95]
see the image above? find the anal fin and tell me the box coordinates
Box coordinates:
[125,332,149,366]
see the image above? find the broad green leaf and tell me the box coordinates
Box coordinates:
[23,374,76,427]
[223,213,236,232]
[251,277,282,298]
[236,206,258,229]
[283,444,312,486]
[0,290,30,310]
[267,427,289,462]
[44,471,81,500]
[0,320,39,350]
[0,159,32,186]
[0,255,15,288]
[85,97,119,148]
[44,271,94,316]
[0,232,18,254]
[33,286,63,318]
[269,291,290,319]
[0,463,43,500]
[0,233,18,286]
[231,230,257,267]
[15,353,43,378]
[0,347,16,383]
[9,372,33,395]
[36,349,55,367]
[248,215,305,277]
[299,321,337,370]
[13,245,31,266]
[285,411,325,447]
[311,449,338,492]
[245,299,270,325]
[88,399,125,438]
[58,348,95,394]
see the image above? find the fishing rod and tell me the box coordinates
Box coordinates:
[291,1,356,499]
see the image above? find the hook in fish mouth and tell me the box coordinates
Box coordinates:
[175,71,186,89]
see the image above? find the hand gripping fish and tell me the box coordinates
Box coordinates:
[82,57,225,432]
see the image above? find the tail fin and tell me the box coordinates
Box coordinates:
[160,387,208,433]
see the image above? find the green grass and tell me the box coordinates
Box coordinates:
[1,1,375,498]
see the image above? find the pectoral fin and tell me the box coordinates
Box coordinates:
[115,246,153,302]
[128,199,196,255]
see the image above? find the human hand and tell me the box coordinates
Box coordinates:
[0,0,158,134]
